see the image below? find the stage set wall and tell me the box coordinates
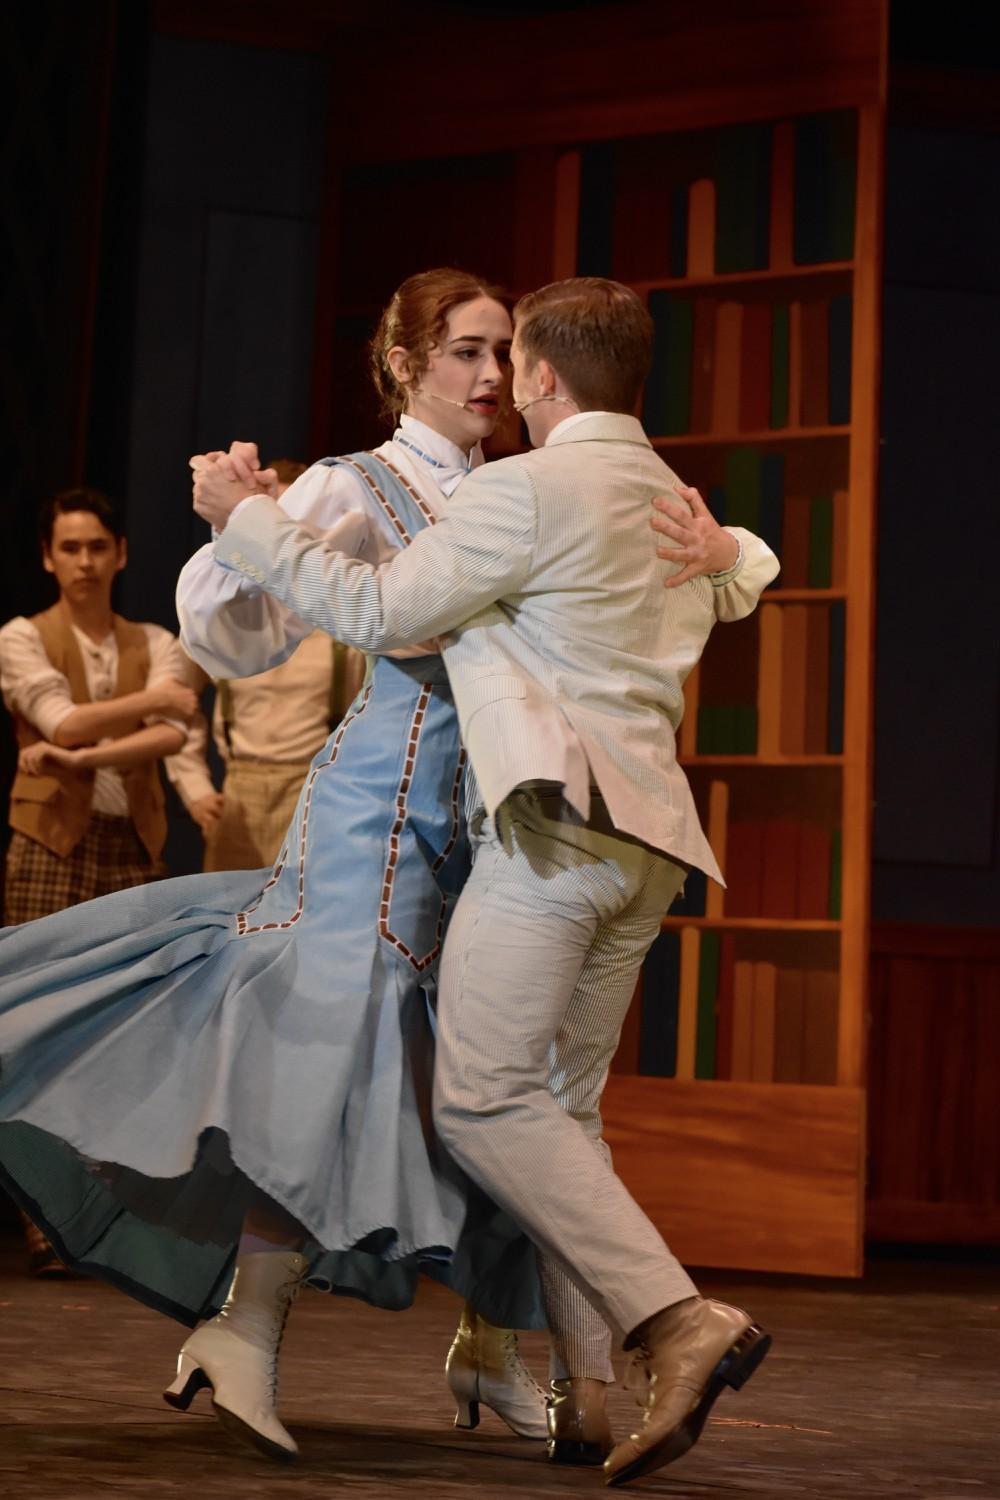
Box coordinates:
[1,0,997,1255]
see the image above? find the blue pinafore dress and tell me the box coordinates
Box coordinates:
[0,452,542,1329]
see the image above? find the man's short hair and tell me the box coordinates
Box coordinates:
[39,487,124,549]
[513,277,653,414]
[265,457,308,489]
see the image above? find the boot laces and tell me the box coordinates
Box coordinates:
[499,1331,546,1398]
[265,1273,302,1401]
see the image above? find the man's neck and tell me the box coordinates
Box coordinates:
[525,392,582,447]
[61,594,114,644]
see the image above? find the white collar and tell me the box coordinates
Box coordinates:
[544,409,618,445]
[394,414,482,475]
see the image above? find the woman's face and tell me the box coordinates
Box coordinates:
[398,296,512,452]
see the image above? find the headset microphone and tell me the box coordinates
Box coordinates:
[425,392,472,411]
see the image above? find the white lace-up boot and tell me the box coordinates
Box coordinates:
[163,1249,307,1461]
[445,1301,549,1439]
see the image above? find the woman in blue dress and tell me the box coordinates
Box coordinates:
[0,269,553,1461]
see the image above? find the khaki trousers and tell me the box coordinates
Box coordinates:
[434,790,697,1351]
[202,759,312,873]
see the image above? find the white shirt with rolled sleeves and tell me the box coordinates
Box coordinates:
[211,412,779,882]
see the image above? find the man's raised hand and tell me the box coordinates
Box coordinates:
[650,484,740,588]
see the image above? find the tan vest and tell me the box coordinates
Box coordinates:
[8,603,168,860]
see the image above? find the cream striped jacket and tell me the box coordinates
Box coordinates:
[215,413,779,881]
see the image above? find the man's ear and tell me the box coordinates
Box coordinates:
[387,345,413,391]
[536,357,558,396]
[41,545,54,576]
[115,538,128,574]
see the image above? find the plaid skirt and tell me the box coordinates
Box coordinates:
[3,815,161,925]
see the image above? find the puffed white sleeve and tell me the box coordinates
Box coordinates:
[175,462,372,678]
[709,527,781,623]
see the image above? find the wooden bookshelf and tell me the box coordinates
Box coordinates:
[567,79,885,1274]
[630,262,854,296]
[662,918,843,933]
[680,755,845,767]
[319,0,888,1278]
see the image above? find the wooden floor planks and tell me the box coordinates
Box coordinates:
[1,1241,998,1499]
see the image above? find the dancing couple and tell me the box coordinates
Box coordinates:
[0,268,778,1485]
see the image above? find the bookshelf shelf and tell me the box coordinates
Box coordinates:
[660,917,842,932]
[762,588,848,602]
[630,262,854,297]
[651,425,850,449]
[680,755,844,767]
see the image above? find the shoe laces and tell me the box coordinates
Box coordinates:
[623,1346,657,1415]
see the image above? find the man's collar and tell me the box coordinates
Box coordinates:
[544,411,652,448]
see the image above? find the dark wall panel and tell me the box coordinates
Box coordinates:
[119,33,327,630]
[198,210,319,462]
[872,124,1000,925]
[874,282,1000,868]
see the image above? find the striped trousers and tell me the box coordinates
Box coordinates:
[434,790,697,1377]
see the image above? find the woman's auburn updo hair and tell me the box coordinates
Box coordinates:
[369,267,508,422]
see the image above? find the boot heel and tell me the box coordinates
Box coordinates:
[547,1437,608,1467]
[720,1324,771,1391]
[454,1398,480,1430]
[163,1353,212,1411]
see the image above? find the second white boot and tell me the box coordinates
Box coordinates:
[446,1302,548,1439]
[164,1248,307,1461]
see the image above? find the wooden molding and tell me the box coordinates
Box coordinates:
[152,0,890,175]
[867,1200,1000,1246]
[602,1077,865,1277]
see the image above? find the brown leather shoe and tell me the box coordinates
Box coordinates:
[547,1377,613,1465]
[604,1297,770,1486]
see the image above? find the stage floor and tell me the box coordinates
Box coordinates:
[1,1242,997,1499]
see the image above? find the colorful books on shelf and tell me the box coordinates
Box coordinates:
[644,297,851,438]
[705,446,785,557]
[635,928,839,1085]
[723,814,841,919]
[662,117,852,279]
[756,600,845,755]
[575,109,856,286]
[638,930,680,1077]
[696,704,757,755]
[644,293,694,436]
[793,111,857,265]
[714,123,771,274]
[576,141,615,276]
[779,490,848,588]
[692,531,767,753]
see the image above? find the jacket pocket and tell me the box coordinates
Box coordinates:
[10,775,62,805]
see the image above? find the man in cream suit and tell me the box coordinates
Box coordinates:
[193,277,779,1486]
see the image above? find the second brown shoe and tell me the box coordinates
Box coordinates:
[547,1377,613,1465]
[604,1297,771,1486]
